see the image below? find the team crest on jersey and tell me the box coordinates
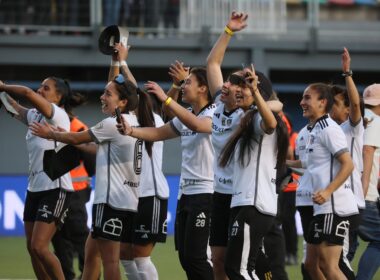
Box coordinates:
[221,117,232,126]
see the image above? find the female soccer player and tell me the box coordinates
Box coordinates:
[0,77,78,280]
[30,71,155,280]
[291,83,359,279]
[118,67,216,280]
[218,66,288,279]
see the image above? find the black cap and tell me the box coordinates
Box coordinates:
[98,25,129,55]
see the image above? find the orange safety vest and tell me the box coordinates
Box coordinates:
[282,114,299,192]
[70,118,90,191]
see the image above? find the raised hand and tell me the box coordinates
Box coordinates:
[227,11,248,32]
[114,43,130,62]
[342,47,351,73]
[243,64,259,93]
[168,60,189,86]
[144,81,167,102]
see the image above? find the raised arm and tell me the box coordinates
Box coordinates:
[30,121,93,145]
[313,152,354,204]
[163,61,189,120]
[244,67,277,133]
[145,81,212,133]
[108,43,137,86]
[342,47,361,124]
[206,11,248,96]
[1,92,29,125]
[117,115,178,141]
[0,81,54,119]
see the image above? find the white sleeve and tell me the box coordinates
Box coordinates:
[46,104,69,128]
[202,104,216,119]
[89,117,117,144]
[321,125,348,158]
[364,117,380,148]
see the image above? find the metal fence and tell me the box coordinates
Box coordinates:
[179,0,287,34]
[0,0,287,35]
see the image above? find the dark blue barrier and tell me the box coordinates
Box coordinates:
[0,175,181,236]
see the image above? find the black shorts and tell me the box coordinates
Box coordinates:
[297,205,314,243]
[307,213,358,246]
[131,196,168,245]
[210,192,232,247]
[91,203,135,242]
[225,206,275,275]
[23,188,72,228]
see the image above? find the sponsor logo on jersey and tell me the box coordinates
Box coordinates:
[212,123,230,133]
[181,130,197,136]
[124,180,139,188]
[218,177,232,185]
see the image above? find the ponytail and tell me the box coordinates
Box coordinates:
[136,88,155,157]
[49,76,87,119]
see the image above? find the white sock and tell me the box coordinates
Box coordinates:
[120,260,141,280]
[135,256,159,280]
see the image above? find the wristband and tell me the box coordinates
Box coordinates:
[164,97,172,106]
[111,60,120,67]
[172,83,180,89]
[224,25,234,36]
[120,61,127,67]
[342,70,353,77]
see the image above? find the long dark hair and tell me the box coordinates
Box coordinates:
[308,83,334,113]
[49,77,87,119]
[114,78,155,157]
[219,109,288,172]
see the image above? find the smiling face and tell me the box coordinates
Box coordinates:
[220,72,245,111]
[181,73,202,104]
[100,82,127,116]
[300,86,327,122]
[37,78,61,105]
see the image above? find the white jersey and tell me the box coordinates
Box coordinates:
[363,109,380,202]
[89,114,140,211]
[26,104,73,192]
[295,125,313,207]
[231,113,278,216]
[306,115,358,216]
[341,118,365,209]
[170,103,216,196]
[211,102,244,194]
[139,114,169,199]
